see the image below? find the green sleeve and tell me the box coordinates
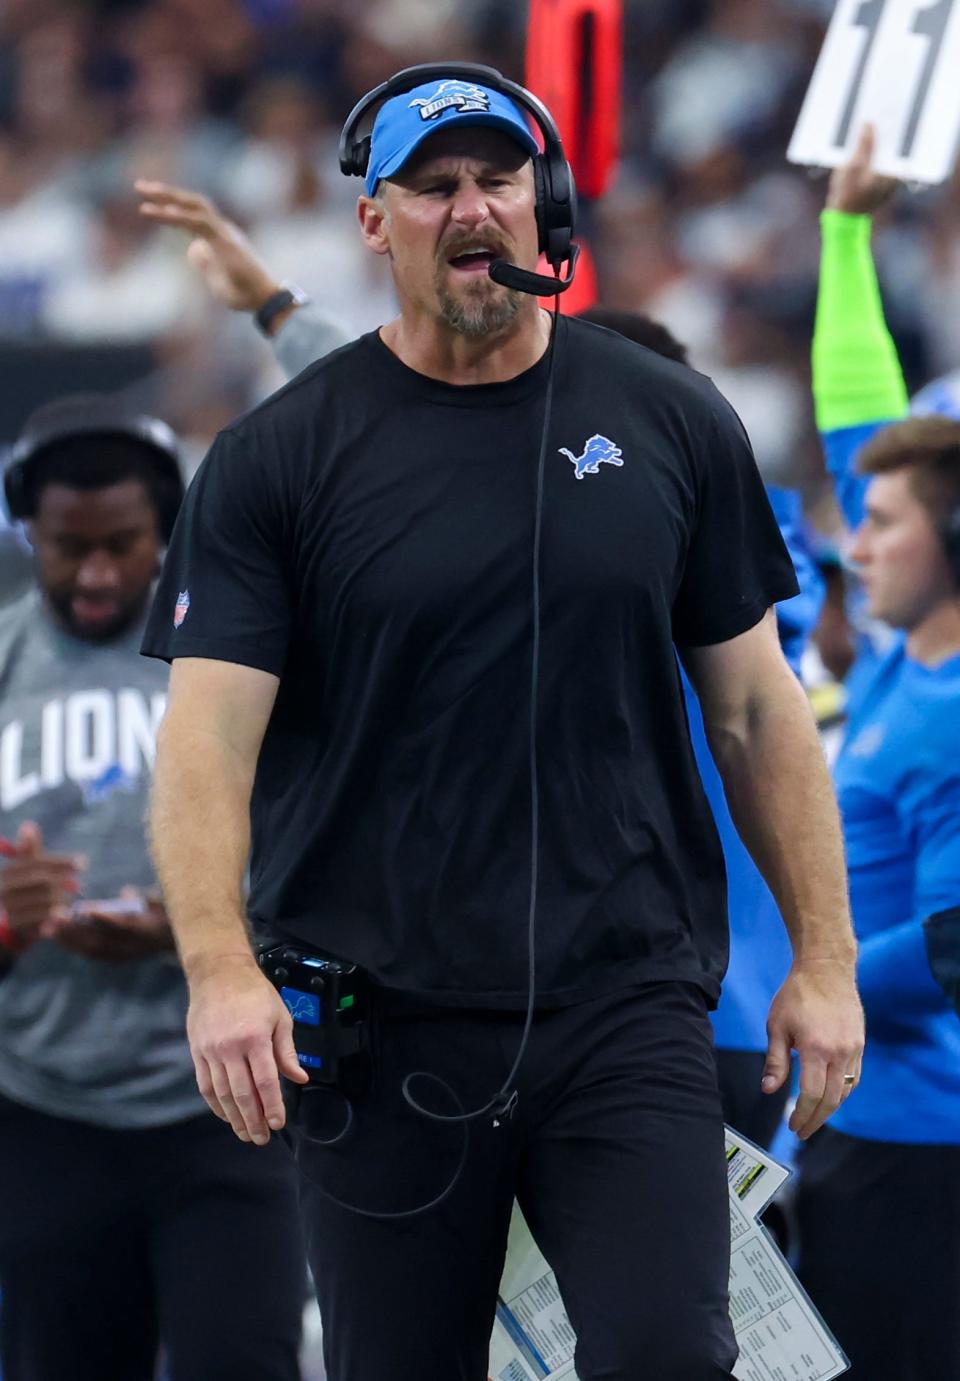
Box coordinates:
[812,209,909,432]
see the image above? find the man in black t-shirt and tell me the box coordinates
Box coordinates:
[143,70,864,1381]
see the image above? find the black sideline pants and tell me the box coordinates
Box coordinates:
[715,1048,792,1152]
[292,980,739,1381]
[0,1093,305,1381]
[796,1126,960,1379]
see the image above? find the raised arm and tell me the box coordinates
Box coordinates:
[150,655,308,1144]
[681,610,864,1139]
[814,126,908,528]
[135,180,352,376]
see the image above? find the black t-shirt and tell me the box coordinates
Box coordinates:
[143,317,798,1008]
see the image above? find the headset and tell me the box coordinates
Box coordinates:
[338,61,580,298]
[4,394,185,545]
[944,503,960,586]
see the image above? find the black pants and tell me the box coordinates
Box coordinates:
[796,1126,960,1379]
[0,1093,306,1381]
[291,981,738,1381]
[715,1048,791,1150]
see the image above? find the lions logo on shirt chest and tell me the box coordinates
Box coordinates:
[559,434,624,481]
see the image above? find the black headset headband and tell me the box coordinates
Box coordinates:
[3,401,185,544]
[338,61,578,280]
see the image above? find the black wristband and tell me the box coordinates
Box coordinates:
[255,285,308,337]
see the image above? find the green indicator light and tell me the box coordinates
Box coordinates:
[338,994,355,1010]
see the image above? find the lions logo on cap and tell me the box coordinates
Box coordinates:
[410,80,491,123]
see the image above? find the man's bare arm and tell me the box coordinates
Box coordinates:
[151,657,275,970]
[150,657,308,1144]
[681,609,864,1139]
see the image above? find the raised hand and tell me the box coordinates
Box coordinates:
[827,124,900,216]
[135,180,281,314]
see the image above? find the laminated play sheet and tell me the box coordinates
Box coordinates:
[489,1128,848,1381]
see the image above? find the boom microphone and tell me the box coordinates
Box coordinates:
[489,245,581,297]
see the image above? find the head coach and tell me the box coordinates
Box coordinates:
[142,63,864,1381]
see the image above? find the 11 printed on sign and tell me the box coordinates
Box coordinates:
[788,0,960,184]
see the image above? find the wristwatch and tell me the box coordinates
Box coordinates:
[254,283,310,337]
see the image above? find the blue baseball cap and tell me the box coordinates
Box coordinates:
[365,77,539,196]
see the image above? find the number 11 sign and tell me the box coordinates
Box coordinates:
[788,0,960,184]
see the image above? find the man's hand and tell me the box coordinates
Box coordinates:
[135,180,281,315]
[186,955,309,1144]
[763,960,865,1140]
[48,889,176,962]
[827,124,900,216]
[0,822,82,951]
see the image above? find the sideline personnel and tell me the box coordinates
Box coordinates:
[795,126,960,1380]
[0,396,305,1381]
[134,181,824,1152]
[144,68,863,1381]
[796,417,960,1379]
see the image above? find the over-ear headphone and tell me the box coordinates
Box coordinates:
[4,394,185,545]
[338,61,579,297]
[943,502,960,587]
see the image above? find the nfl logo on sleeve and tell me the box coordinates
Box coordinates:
[174,589,191,629]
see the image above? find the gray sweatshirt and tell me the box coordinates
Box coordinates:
[271,304,352,380]
[0,306,350,1126]
[0,590,203,1127]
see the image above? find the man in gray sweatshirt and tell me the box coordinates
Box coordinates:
[0,395,305,1381]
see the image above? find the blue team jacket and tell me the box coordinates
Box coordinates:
[702,486,824,1052]
[819,421,960,1144]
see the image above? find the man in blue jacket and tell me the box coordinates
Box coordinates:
[799,125,960,1379]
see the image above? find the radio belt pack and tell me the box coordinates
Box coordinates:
[258,940,369,1085]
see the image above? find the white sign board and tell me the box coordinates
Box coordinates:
[788,0,960,184]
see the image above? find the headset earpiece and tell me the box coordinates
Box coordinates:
[537,150,577,271]
[3,456,29,524]
[944,504,960,587]
[347,136,372,181]
[531,157,549,260]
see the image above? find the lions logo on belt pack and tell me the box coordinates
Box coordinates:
[410,80,491,122]
[559,435,624,481]
[173,589,191,629]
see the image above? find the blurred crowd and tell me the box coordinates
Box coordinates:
[2,8,960,1378]
[2,0,959,505]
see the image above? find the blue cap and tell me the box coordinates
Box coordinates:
[365,77,539,196]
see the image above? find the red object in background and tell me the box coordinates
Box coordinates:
[525,0,622,200]
[536,241,598,315]
[526,0,622,312]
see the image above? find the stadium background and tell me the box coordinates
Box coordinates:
[2,0,959,518]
